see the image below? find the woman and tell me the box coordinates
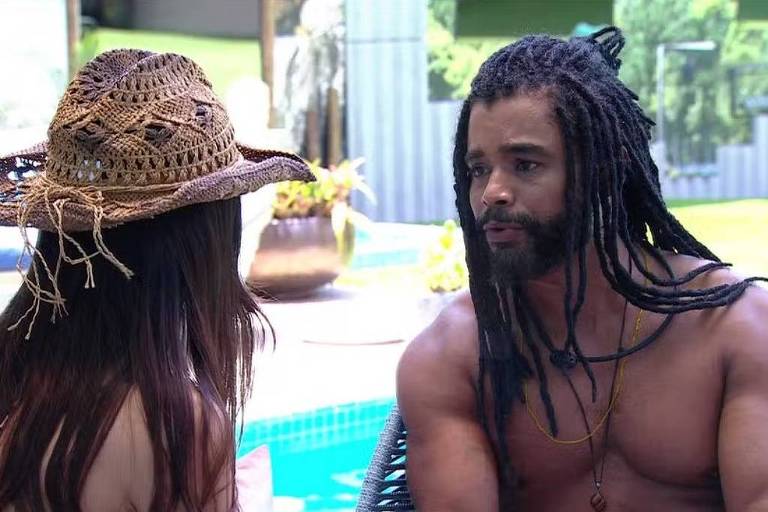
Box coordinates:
[0,49,311,511]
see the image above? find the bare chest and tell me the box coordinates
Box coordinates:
[502,317,724,496]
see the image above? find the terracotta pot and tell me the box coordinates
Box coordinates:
[246,216,354,298]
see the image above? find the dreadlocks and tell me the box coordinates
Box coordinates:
[453,26,768,488]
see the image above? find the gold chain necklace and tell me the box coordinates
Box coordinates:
[521,305,644,445]
[519,254,649,511]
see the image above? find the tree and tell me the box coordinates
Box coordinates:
[427,0,768,165]
[616,0,768,160]
[427,0,504,100]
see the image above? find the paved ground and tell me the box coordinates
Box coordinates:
[245,285,448,421]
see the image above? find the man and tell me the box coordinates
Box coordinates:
[397,27,768,511]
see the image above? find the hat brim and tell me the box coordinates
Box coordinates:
[0,142,313,232]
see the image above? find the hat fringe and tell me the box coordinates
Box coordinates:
[8,178,135,339]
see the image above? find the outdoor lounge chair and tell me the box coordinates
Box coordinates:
[357,405,415,511]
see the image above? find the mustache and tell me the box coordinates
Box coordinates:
[475,208,540,231]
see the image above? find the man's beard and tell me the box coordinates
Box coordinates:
[476,208,571,285]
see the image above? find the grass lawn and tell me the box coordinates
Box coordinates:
[669,198,768,278]
[338,199,768,289]
[80,28,261,97]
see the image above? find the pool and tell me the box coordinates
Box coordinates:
[348,222,440,270]
[236,398,396,511]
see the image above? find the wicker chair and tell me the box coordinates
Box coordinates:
[356,405,415,511]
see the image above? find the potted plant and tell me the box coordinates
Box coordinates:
[246,158,375,298]
[419,220,469,320]
[422,220,468,294]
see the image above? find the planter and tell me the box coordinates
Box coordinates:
[246,216,354,298]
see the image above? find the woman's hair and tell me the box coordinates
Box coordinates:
[0,197,267,510]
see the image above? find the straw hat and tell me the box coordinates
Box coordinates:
[0,48,311,232]
[0,49,313,335]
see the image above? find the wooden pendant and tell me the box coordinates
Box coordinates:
[590,491,607,511]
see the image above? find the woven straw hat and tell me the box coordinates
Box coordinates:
[0,49,313,336]
[0,48,312,232]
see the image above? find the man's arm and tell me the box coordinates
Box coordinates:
[396,293,500,511]
[718,286,768,511]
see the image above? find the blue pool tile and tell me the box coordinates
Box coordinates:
[237,398,396,511]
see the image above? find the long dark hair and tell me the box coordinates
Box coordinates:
[452,27,767,491]
[0,197,267,510]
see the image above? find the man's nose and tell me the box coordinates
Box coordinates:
[481,169,515,207]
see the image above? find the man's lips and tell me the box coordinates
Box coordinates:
[483,222,525,243]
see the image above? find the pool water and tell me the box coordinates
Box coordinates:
[348,223,439,270]
[236,398,396,511]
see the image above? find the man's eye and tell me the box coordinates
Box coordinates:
[469,165,489,178]
[517,161,539,174]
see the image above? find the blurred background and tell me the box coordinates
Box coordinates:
[1,1,766,510]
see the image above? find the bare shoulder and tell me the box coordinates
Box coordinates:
[665,252,768,365]
[83,387,233,511]
[187,388,235,511]
[82,389,154,511]
[716,281,768,379]
[399,290,478,383]
[397,290,479,421]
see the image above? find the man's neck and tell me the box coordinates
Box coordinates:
[511,242,637,347]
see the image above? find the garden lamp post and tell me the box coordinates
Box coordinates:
[655,40,717,146]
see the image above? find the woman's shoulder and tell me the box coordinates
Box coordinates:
[83,385,234,511]
[77,388,152,511]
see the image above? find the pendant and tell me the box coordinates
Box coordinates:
[590,491,607,511]
[549,349,578,370]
